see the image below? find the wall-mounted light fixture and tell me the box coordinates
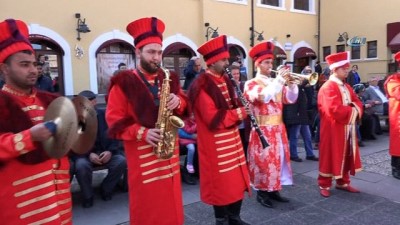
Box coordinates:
[75,13,91,41]
[337,32,349,46]
[249,27,264,47]
[205,23,219,41]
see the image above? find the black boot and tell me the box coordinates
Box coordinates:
[216,217,229,225]
[392,156,400,180]
[227,200,251,225]
[256,191,273,208]
[228,216,251,225]
[268,191,290,202]
[392,156,400,179]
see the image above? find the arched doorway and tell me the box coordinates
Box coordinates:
[162,42,196,81]
[293,47,317,73]
[95,40,135,94]
[30,34,65,95]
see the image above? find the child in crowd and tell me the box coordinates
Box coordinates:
[179,114,197,173]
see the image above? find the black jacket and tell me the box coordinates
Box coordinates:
[283,85,310,126]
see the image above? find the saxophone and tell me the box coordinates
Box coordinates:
[154,65,185,159]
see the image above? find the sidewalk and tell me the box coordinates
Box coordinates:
[72,133,400,225]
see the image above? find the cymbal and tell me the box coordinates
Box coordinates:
[71,95,98,155]
[43,97,78,159]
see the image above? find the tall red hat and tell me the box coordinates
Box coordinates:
[126,17,165,49]
[394,51,400,63]
[325,51,350,70]
[249,41,275,65]
[197,35,229,65]
[0,19,33,63]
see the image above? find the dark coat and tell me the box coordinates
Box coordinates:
[283,85,310,125]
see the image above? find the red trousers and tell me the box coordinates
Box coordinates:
[318,144,355,189]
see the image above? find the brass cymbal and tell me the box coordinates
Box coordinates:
[43,97,79,159]
[71,95,98,155]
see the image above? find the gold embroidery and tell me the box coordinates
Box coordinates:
[219,161,246,173]
[15,179,69,197]
[61,217,72,225]
[216,144,237,151]
[13,133,23,143]
[218,149,243,158]
[21,105,45,112]
[31,116,44,122]
[255,115,283,126]
[140,154,178,168]
[142,169,180,184]
[13,170,52,186]
[53,169,69,175]
[28,214,60,225]
[17,189,69,208]
[218,155,245,166]
[142,162,180,176]
[15,142,25,151]
[138,144,152,150]
[139,152,155,159]
[214,130,235,137]
[21,199,70,219]
[215,137,237,144]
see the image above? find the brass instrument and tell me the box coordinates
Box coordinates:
[154,65,185,159]
[271,69,319,86]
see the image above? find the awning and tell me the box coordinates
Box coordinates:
[274,46,287,59]
[387,22,400,53]
[294,47,317,59]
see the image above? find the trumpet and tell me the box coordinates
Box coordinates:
[271,69,319,86]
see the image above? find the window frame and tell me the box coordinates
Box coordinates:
[322,46,331,62]
[350,45,361,60]
[216,0,248,5]
[290,0,316,14]
[257,0,286,10]
[367,40,378,59]
[336,44,345,53]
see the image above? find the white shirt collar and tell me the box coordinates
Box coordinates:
[329,75,344,85]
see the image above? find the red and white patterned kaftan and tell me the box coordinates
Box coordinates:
[244,73,298,191]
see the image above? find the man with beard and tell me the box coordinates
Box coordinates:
[188,35,250,225]
[106,17,188,225]
[0,19,72,224]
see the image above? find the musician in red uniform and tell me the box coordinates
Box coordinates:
[0,19,72,224]
[188,35,250,225]
[384,51,400,180]
[317,52,363,197]
[244,41,298,208]
[106,17,188,225]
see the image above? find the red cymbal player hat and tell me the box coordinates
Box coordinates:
[0,19,33,63]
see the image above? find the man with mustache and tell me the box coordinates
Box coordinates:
[188,35,250,225]
[106,17,188,225]
[0,19,72,224]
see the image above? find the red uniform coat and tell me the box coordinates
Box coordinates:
[384,73,400,157]
[0,87,72,225]
[244,75,297,191]
[106,69,187,225]
[317,77,363,179]
[188,71,250,206]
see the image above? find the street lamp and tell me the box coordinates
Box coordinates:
[249,27,264,47]
[205,23,219,41]
[337,32,349,46]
